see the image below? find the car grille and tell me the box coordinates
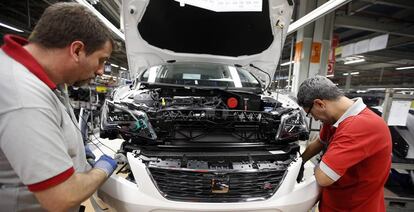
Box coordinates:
[148,167,287,202]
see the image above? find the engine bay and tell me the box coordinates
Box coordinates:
[101,86,308,146]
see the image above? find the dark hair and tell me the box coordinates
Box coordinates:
[297,75,344,107]
[28,2,113,55]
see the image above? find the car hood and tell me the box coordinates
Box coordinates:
[122,0,294,85]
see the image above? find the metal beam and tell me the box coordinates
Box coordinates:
[339,33,414,48]
[366,50,414,61]
[352,63,397,70]
[387,36,414,48]
[100,0,120,25]
[75,0,124,40]
[338,31,381,45]
[288,0,352,34]
[339,83,414,89]
[337,29,363,40]
[347,1,373,15]
[335,65,390,72]
[335,15,414,38]
[360,0,414,10]
[392,9,413,20]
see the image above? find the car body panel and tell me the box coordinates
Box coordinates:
[91,148,320,212]
[123,0,293,85]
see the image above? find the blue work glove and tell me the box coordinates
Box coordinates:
[93,155,118,177]
[85,144,96,166]
[85,144,96,160]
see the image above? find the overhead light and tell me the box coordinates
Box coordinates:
[120,67,127,70]
[110,63,119,68]
[342,72,359,76]
[345,55,364,59]
[326,74,334,78]
[338,55,364,62]
[280,61,294,66]
[396,66,414,70]
[344,59,365,65]
[288,0,352,34]
[75,0,125,40]
[0,22,24,33]
[88,0,99,4]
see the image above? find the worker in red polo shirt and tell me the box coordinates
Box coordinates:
[297,76,392,211]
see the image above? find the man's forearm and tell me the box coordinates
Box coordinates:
[34,168,109,211]
[301,138,324,163]
[64,168,108,204]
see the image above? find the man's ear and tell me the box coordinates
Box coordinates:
[314,99,325,110]
[69,41,85,62]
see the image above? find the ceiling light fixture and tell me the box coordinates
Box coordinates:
[342,72,359,76]
[396,66,414,70]
[288,0,352,34]
[344,59,365,65]
[110,63,119,68]
[344,55,364,60]
[0,22,24,33]
[120,67,127,70]
[75,0,125,40]
[88,0,100,4]
[280,61,294,66]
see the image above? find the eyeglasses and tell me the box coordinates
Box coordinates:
[305,103,313,117]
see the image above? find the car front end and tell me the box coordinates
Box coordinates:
[92,0,320,211]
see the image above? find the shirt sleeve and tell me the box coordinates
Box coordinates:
[320,122,367,181]
[0,108,74,191]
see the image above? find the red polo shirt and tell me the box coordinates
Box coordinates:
[318,99,392,212]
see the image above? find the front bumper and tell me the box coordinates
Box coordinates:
[91,153,320,212]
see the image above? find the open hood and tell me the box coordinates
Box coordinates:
[122,0,294,85]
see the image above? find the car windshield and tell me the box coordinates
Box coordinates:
[138,63,261,88]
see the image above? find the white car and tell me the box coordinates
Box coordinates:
[92,0,320,211]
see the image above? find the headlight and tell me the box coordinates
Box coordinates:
[275,110,309,142]
[100,100,119,130]
[100,100,158,141]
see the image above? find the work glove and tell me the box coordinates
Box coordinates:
[296,161,305,183]
[94,155,118,177]
[85,144,96,166]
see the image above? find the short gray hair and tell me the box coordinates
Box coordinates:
[297,76,343,107]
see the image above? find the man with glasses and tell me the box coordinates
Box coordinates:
[297,76,391,212]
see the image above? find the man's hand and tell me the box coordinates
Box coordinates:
[93,155,117,177]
